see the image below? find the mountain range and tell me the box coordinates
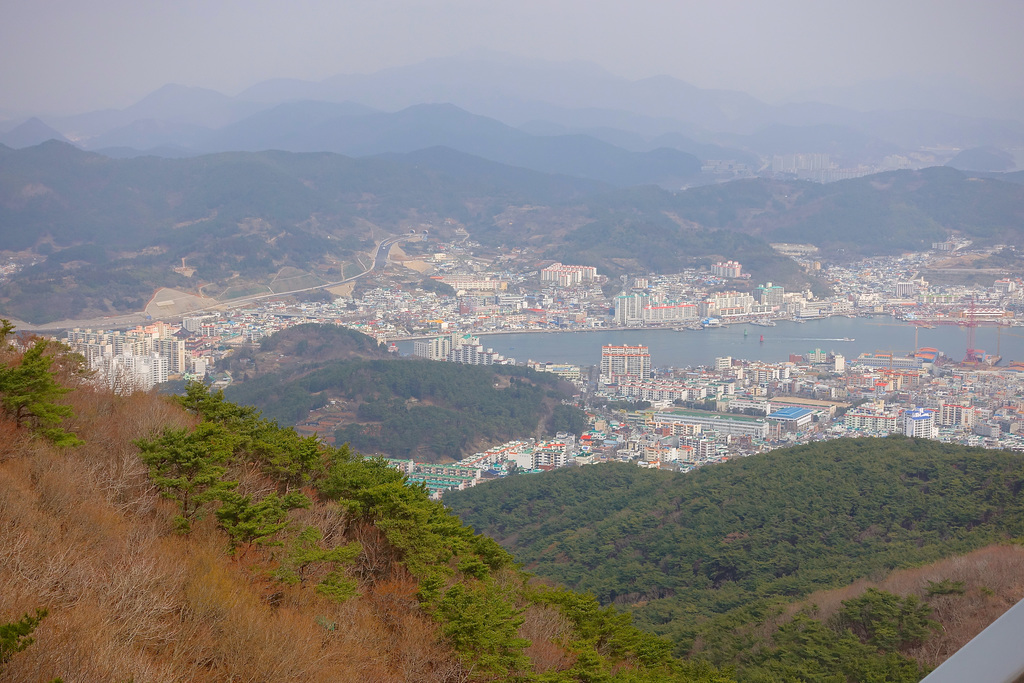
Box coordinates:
[3,140,1024,324]
[2,53,1022,175]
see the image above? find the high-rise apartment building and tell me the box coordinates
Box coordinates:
[711,261,742,278]
[754,282,785,307]
[413,335,453,361]
[614,293,649,326]
[540,263,598,287]
[903,407,937,439]
[600,344,651,383]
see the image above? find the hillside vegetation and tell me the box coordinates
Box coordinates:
[6,142,1024,322]
[6,322,1024,680]
[587,167,1024,258]
[0,141,600,323]
[0,325,731,682]
[219,323,393,381]
[445,437,1024,677]
[225,332,587,461]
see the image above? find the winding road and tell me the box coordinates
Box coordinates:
[13,235,419,331]
[199,234,417,311]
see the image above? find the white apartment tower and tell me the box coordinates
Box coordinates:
[614,293,649,326]
[711,261,743,278]
[600,345,651,384]
[413,335,453,361]
[903,407,937,439]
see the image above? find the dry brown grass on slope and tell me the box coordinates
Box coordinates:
[782,543,1024,668]
[0,388,466,683]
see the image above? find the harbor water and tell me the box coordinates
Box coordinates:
[396,318,1024,368]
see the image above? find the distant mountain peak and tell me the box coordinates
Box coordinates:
[946,146,1017,172]
[0,117,71,149]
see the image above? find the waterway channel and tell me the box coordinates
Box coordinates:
[396,318,1024,369]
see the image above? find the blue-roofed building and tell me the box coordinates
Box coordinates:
[767,406,814,428]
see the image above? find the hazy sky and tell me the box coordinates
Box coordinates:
[2,0,1023,115]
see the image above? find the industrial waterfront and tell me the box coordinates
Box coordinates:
[397,317,1024,368]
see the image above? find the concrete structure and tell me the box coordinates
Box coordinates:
[434,275,507,292]
[903,407,938,439]
[940,403,975,427]
[767,406,814,428]
[96,351,169,394]
[725,397,772,414]
[853,353,925,370]
[650,409,769,439]
[711,261,743,278]
[772,153,831,174]
[642,302,698,323]
[450,341,510,366]
[754,282,785,307]
[807,348,828,364]
[182,315,217,333]
[614,293,649,326]
[540,263,598,287]
[601,344,652,383]
[67,323,188,386]
[527,361,583,383]
[893,281,917,298]
[844,409,899,434]
[701,291,755,318]
[413,334,452,361]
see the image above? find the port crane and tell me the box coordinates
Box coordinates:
[868,298,1012,365]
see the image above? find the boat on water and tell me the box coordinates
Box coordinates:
[751,319,776,327]
[842,337,855,342]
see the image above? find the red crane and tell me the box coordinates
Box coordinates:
[963,297,983,364]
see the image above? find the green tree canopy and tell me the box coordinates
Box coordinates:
[0,320,82,446]
[135,422,239,532]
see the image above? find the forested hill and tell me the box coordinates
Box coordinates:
[225,356,587,461]
[445,436,1024,677]
[221,323,393,380]
[5,141,1024,323]
[0,327,731,682]
[3,321,1020,681]
[0,141,602,323]
[220,325,587,461]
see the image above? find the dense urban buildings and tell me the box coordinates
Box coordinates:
[55,241,1024,497]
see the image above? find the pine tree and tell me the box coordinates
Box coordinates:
[215,490,310,553]
[0,608,47,668]
[274,526,362,601]
[135,422,238,532]
[0,321,82,446]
